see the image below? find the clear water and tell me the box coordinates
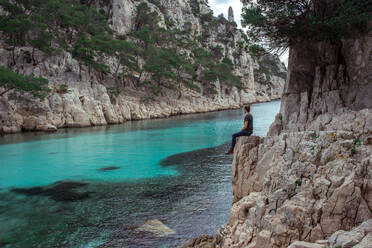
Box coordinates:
[0,100,280,248]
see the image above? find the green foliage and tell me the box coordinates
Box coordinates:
[257,65,271,83]
[0,66,50,99]
[57,84,69,94]
[217,33,229,44]
[236,41,244,48]
[256,91,264,96]
[190,0,201,16]
[278,71,288,80]
[150,85,162,95]
[200,12,214,23]
[351,147,357,155]
[136,2,160,30]
[241,0,372,50]
[147,0,162,9]
[137,81,152,87]
[144,46,179,81]
[0,0,116,68]
[207,86,218,95]
[0,0,244,99]
[254,51,287,82]
[193,48,242,89]
[217,14,229,25]
[249,44,265,57]
[107,87,120,96]
[165,16,175,28]
[210,45,224,60]
[0,0,142,95]
[312,131,319,139]
[184,81,201,92]
[140,96,155,104]
[295,180,302,186]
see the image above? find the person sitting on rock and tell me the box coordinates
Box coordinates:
[226,105,253,155]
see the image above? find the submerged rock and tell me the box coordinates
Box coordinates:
[12,181,91,202]
[136,219,175,237]
[98,166,120,172]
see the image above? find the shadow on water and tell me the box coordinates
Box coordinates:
[0,143,233,248]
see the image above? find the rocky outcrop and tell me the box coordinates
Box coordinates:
[214,18,371,248]
[0,0,286,134]
[269,32,372,136]
[289,219,372,248]
[217,125,372,247]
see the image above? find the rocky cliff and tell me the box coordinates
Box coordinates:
[212,22,372,248]
[0,0,286,134]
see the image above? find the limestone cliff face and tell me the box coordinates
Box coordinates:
[0,0,285,134]
[268,32,372,136]
[216,26,372,248]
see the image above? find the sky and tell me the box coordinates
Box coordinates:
[208,0,289,64]
[209,0,243,28]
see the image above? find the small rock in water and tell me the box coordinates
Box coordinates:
[136,219,175,237]
[98,166,120,172]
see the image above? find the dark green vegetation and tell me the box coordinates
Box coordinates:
[0,66,50,99]
[241,0,372,50]
[248,44,287,84]
[0,0,244,100]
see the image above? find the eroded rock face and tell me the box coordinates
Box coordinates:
[0,0,285,134]
[288,219,372,248]
[217,126,372,248]
[269,32,372,135]
[217,26,372,248]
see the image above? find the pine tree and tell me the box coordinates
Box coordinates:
[241,0,372,50]
[0,67,50,99]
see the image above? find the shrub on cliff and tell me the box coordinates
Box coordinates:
[0,67,50,99]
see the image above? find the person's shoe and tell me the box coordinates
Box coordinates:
[225,147,233,155]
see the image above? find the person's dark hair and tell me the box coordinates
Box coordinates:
[244,105,250,113]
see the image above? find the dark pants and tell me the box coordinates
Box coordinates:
[231,131,252,150]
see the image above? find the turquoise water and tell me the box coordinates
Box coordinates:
[0,101,279,189]
[0,100,280,248]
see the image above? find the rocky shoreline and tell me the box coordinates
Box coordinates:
[0,0,286,135]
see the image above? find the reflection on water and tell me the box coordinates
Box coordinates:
[0,101,280,247]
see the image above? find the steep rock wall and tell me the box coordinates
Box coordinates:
[269,32,372,136]
[0,0,286,134]
[216,27,371,248]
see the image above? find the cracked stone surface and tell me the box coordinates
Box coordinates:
[213,22,372,248]
[217,126,372,248]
